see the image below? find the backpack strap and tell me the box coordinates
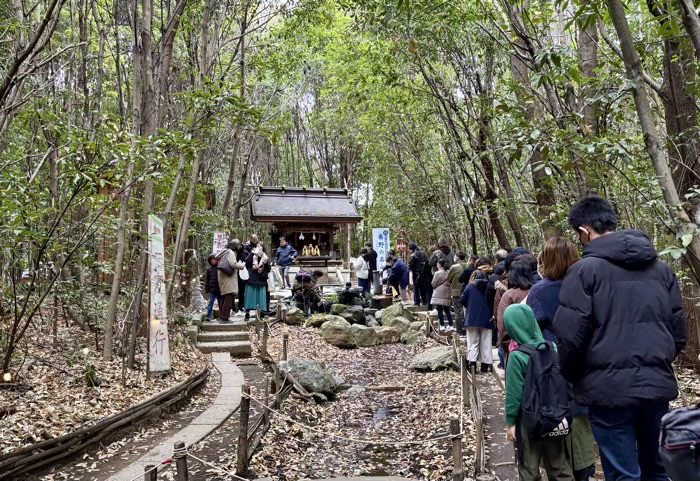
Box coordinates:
[516,344,537,356]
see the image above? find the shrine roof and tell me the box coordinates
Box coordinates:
[250,187,363,224]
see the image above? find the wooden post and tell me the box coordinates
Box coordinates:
[261,322,269,360]
[236,384,251,476]
[425,315,431,337]
[144,465,157,481]
[264,379,271,425]
[471,364,477,393]
[276,301,282,319]
[174,441,189,481]
[460,348,470,408]
[450,418,464,481]
[282,333,289,361]
[275,365,282,407]
[255,308,261,335]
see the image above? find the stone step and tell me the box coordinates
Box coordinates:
[197,331,250,343]
[196,340,252,356]
[199,321,249,332]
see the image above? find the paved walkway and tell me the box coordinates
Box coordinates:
[104,352,244,481]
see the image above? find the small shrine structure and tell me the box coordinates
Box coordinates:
[250,186,363,268]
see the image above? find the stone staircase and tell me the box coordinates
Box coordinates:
[188,316,252,357]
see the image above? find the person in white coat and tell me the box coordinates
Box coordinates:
[353,248,370,293]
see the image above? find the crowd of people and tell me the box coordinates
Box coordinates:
[203,195,688,481]
[406,196,688,481]
[204,234,301,322]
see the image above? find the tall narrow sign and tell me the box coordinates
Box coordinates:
[148,214,171,374]
[212,232,230,255]
[372,228,390,271]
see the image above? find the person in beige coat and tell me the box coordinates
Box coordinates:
[431,259,454,331]
[216,239,245,322]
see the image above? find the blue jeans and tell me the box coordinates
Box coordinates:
[207,292,222,319]
[589,401,669,481]
[358,278,370,293]
[436,305,453,327]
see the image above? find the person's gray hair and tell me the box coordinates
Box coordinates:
[228,238,240,250]
[495,249,508,262]
[437,237,449,247]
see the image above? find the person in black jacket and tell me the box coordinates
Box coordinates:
[204,254,222,320]
[364,242,378,273]
[408,243,429,305]
[553,195,687,481]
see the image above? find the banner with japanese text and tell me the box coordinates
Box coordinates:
[212,232,230,255]
[372,228,390,272]
[148,214,171,374]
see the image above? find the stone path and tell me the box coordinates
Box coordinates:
[103,352,244,481]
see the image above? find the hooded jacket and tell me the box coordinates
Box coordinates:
[408,249,430,285]
[430,268,452,307]
[387,259,410,288]
[447,261,467,297]
[553,230,687,408]
[204,255,220,295]
[460,278,493,329]
[504,304,547,425]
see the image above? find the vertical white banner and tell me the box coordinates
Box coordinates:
[212,232,230,255]
[372,228,390,271]
[148,215,171,374]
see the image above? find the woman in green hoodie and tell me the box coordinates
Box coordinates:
[504,304,574,481]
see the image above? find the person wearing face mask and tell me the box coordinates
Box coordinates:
[553,195,687,481]
[527,237,596,481]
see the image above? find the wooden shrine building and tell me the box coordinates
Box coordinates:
[250,186,362,268]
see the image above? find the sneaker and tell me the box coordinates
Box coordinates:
[439,325,446,332]
[447,326,455,332]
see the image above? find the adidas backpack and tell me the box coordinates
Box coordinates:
[517,342,574,439]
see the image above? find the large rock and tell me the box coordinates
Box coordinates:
[366,316,379,328]
[383,316,411,333]
[375,309,385,322]
[285,307,305,325]
[280,358,337,396]
[382,302,415,323]
[364,308,378,318]
[340,305,365,325]
[411,321,425,332]
[402,330,423,345]
[330,304,348,315]
[410,346,458,371]
[306,314,345,328]
[320,318,357,348]
[374,326,403,344]
[351,324,377,347]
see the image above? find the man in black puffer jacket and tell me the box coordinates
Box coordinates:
[553,195,687,481]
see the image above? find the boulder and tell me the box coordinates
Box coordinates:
[375,309,385,322]
[382,302,415,323]
[351,324,377,347]
[382,316,411,333]
[411,321,425,332]
[285,307,306,325]
[364,308,378,318]
[320,318,357,348]
[410,346,458,371]
[330,304,348,315]
[280,358,338,396]
[402,330,423,345]
[366,316,379,328]
[306,314,345,328]
[340,305,365,324]
[374,326,403,344]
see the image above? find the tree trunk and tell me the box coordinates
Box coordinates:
[103,161,134,361]
[607,0,700,283]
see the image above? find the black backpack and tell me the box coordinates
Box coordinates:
[659,405,700,481]
[517,342,574,439]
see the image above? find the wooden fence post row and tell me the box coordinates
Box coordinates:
[261,322,269,360]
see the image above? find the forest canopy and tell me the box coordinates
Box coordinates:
[1,0,700,369]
